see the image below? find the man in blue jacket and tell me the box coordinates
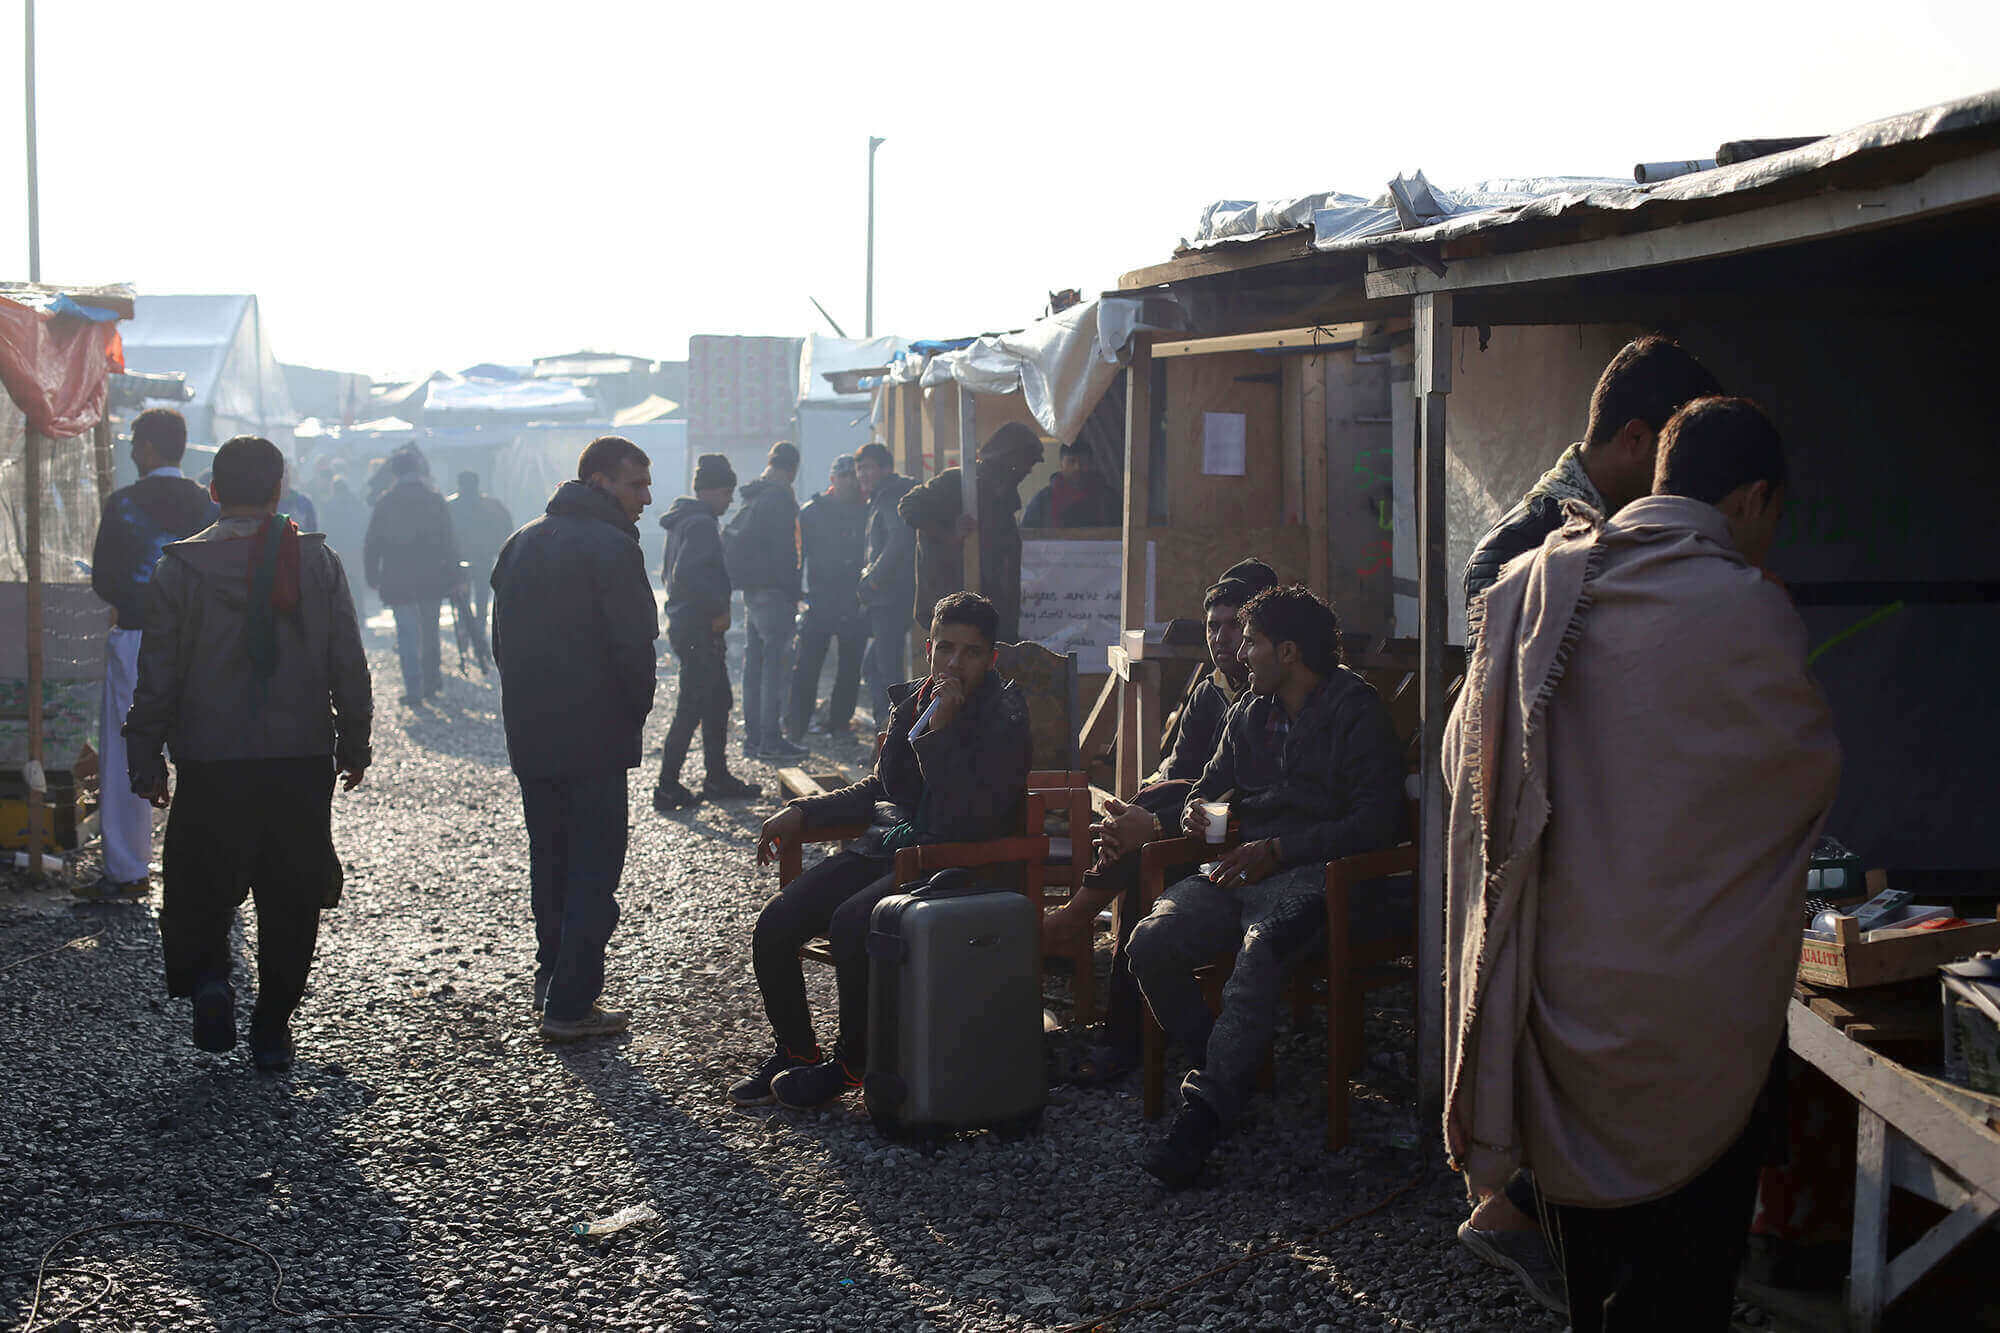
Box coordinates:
[87,408,216,898]
[491,436,659,1042]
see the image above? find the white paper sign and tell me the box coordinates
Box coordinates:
[1018,539,1124,658]
[1201,411,1247,476]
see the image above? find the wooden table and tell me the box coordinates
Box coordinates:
[1786,998,2000,1330]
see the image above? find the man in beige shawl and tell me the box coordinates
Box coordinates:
[1444,397,1840,1331]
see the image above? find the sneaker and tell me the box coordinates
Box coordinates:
[756,739,812,763]
[702,772,762,801]
[729,1044,822,1106]
[771,1050,862,1109]
[652,781,699,812]
[250,1023,295,1075]
[75,874,149,901]
[1456,1221,1568,1315]
[540,1005,631,1042]
[1142,1095,1221,1189]
[191,980,238,1054]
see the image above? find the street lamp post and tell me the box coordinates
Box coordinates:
[25,0,41,282]
[865,136,884,338]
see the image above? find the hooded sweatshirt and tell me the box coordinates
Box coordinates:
[660,495,730,632]
[124,516,372,785]
[722,476,801,596]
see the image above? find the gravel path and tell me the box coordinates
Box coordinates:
[1,626,1567,1332]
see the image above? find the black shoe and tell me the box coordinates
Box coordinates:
[757,739,812,763]
[191,980,237,1054]
[250,1024,295,1075]
[702,772,762,801]
[652,781,699,812]
[771,1049,863,1110]
[1143,1095,1221,1189]
[729,1044,821,1106]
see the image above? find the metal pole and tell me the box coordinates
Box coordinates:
[1413,291,1454,1149]
[25,0,41,282]
[865,136,884,337]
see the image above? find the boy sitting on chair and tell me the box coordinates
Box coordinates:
[736,591,1032,1110]
[1127,586,1405,1187]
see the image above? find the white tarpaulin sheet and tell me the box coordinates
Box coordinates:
[424,375,595,417]
[799,334,908,402]
[1018,539,1123,657]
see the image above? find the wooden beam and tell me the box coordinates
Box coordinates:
[1150,323,1370,359]
[23,431,46,878]
[1117,228,1321,290]
[1118,337,1155,796]
[1300,354,1330,598]
[958,384,980,595]
[1365,147,2000,299]
[1413,291,1453,1146]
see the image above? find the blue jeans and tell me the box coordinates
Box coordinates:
[518,770,629,1022]
[391,600,442,699]
[742,589,798,750]
[862,601,912,726]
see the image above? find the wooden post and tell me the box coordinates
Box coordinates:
[958,384,981,595]
[92,415,115,506]
[1851,1106,1891,1329]
[1301,352,1330,599]
[23,430,47,877]
[1413,292,1453,1146]
[1118,337,1155,794]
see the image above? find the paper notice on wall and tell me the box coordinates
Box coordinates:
[1201,411,1247,476]
[1019,539,1124,658]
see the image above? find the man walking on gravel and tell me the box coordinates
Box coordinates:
[734,592,1031,1110]
[655,453,762,811]
[365,450,463,706]
[491,436,660,1042]
[124,435,372,1073]
[726,440,808,762]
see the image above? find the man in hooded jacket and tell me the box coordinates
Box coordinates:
[364,451,461,705]
[124,435,371,1074]
[898,422,1044,644]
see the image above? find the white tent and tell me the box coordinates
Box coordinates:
[119,293,297,450]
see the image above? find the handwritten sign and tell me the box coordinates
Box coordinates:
[1019,540,1124,657]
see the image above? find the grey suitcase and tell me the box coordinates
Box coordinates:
[864,869,1046,1137]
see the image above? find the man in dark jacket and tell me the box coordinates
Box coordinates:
[87,407,217,897]
[786,456,869,739]
[1021,442,1119,529]
[1128,585,1405,1187]
[1042,558,1278,1078]
[898,422,1044,643]
[655,453,761,811]
[364,452,461,705]
[1462,336,1721,623]
[490,436,658,1042]
[854,441,916,729]
[725,441,806,761]
[732,592,1032,1111]
[124,435,371,1073]
[447,469,516,646]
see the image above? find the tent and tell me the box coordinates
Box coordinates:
[119,293,297,451]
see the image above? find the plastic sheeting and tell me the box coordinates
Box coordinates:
[120,294,296,446]
[798,334,908,402]
[423,374,596,417]
[0,296,121,438]
[1190,191,1369,246]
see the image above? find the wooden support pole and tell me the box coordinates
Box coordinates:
[1118,337,1155,796]
[23,429,47,877]
[1301,353,1330,599]
[1413,291,1453,1146]
[92,415,115,506]
[958,384,981,596]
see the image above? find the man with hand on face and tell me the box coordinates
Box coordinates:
[491,436,660,1042]
[731,592,1032,1111]
[123,435,371,1073]
[1041,557,1277,1082]
[1127,585,1405,1188]
[655,453,761,811]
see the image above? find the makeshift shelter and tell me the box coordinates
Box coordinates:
[1106,86,2000,1186]
[796,334,905,492]
[0,283,132,874]
[118,293,296,451]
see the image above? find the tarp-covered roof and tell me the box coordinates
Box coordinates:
[120,292,297,437]
[424,373,596,418]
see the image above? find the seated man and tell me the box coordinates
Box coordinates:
[1041,557,1278,1080]
[735,591,1033,1110]
[1127,585,1405,1188]
[1021,442,1119,528]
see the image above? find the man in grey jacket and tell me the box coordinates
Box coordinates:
[655,453,761,811]
[491,436,660,1042]
[853,441,916,729]
[726,440,806,761]
[125,435,372,1074]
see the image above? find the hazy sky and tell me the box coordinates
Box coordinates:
[2,2,1997,378]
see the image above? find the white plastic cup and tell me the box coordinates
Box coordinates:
[1200,801,1230,844]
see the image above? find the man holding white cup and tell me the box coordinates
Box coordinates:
[1128,585,1406,1188]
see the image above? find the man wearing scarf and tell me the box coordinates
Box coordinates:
[1444,398,1839,1330]
[125,436,372,1074]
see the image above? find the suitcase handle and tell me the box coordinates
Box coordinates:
[906,868,985,900]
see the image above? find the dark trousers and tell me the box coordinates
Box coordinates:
[1545,1112,1764,1332]
[787,607,866,737]
[159,756,337,1036]
[751,850,899,1064]
[1078,851,1156,1056]
[390,599,443,699]
[517,769,629,1022]
[658,624,731,788]
[862,602,910,726]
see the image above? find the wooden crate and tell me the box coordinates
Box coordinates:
[1798,913,2000,989]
